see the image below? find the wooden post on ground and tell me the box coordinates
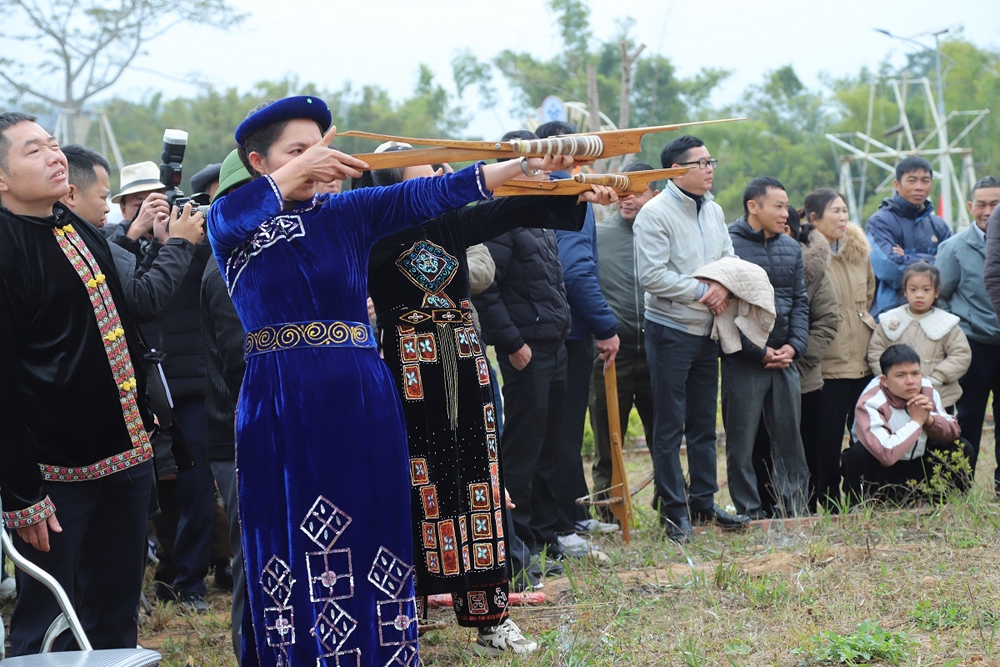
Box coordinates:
[604,360,633,543]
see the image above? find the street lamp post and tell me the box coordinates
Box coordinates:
[875,27,952,224]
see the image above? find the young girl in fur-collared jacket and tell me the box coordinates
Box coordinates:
[867,262,972,411]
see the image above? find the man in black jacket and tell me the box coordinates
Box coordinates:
[472,135,573,566]
[724,177,810,518]
[200,150,250,662]
[112,160,218,612]
[61,145,203,321]
[0,112,154,653]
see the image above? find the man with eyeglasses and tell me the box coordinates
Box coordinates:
[633,135,750,542]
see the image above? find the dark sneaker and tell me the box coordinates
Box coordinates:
[691,504,751,531]
[177,592,211,614]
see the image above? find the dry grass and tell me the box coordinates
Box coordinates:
[6,427,1000,666]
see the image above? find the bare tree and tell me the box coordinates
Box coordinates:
[0,0,245,138]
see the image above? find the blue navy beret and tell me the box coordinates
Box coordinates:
[235,96,332,146]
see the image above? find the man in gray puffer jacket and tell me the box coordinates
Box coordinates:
[724,177,810,518]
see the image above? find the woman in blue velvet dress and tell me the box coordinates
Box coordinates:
[207,96,572,667]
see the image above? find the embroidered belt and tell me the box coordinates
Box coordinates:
[397,308,469,326]
[245,320,376,358]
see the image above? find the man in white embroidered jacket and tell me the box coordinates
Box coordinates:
[844,343,971,502]
[0,112,155,654]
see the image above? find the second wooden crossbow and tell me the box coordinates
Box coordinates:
[492,167,687,197]
[340,117,745,170]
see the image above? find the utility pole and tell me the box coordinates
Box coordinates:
[875,27,954,223]
[932,29,951,225]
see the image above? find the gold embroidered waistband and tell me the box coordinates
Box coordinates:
[245,320,376,358]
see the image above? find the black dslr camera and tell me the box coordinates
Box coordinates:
[158,129,210,220]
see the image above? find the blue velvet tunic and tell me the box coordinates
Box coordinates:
[207,165,488,667]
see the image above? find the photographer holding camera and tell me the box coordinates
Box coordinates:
[105,132,220,613]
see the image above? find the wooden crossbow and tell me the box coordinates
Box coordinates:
[493,167,686,197]
[341,117,745,171]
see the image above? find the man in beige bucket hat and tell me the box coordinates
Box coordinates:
[110,161,170,244]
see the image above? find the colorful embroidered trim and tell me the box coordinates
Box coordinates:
[245,320,375,358]
[40,445,153,482]
[2,496,56,529]
[50,223,152,479]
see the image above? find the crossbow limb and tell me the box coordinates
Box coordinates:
[492,167,687,197]
[345,117,746,171]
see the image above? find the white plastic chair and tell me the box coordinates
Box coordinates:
[0,523,160,667]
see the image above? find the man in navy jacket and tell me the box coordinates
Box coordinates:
[535,121,619,547]
[867,156,952,316]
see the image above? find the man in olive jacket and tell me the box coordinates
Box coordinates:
[723,177,810,518]
[590,162,657,512]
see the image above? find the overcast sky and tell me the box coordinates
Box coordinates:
[14,0,1000,138]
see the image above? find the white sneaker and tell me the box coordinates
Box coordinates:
[0,576,16,602]
[473,619,538,656]
[574,518,620,534]
[557,533,600,558]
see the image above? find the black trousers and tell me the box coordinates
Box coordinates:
[753,389,822,517]
[645,322,719,525]
[804,377,872,512]
[842,438,974,503]
[589,349,654,503]
[956,338,1000,486]
[551,337,595,533]
[9,461,153,655]
[168,398,214,597]
[497,344,567,553]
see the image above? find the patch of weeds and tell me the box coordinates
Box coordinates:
[159,636,189,664]
[919,447,974,500]
[714,560,740,590]
[739,574,791,609]
[724,640,751,657]
[910,599,971,629]
[678,634,707,667]
[792,619,917,666]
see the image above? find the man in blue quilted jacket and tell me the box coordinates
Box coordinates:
[724,177,810,518]
[867,156,951,317]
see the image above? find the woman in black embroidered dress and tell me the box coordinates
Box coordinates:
[364,152,614,655]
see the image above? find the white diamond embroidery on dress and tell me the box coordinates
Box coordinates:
[377,597,417,647]
[367,547,414,598]
[260,556,295,606]
[264,606,296,647]
[300,496,352,550]
[383,645,418,667]
[311,601,357,653]
[315,649,361,667]
[306,549,354,602]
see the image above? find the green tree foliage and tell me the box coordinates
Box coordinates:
[703,65,838,217]
[88,70,468,193]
